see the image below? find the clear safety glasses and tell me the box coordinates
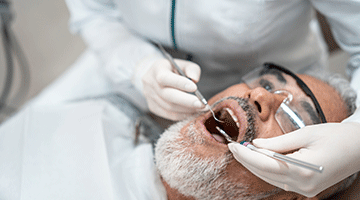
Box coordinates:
[242,63,327,134]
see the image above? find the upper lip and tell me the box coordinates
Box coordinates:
[200,98,247,144]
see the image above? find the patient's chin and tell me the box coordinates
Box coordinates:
[154,118,274,200]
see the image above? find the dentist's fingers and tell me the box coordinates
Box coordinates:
[147,102,196,121]
[142,58,203,120]
[228,143,289,175]
[181,60,201,82]
[155,59,201,89]
[148,89,204,113]
[228,142,321,197]
[158,87,204,108]
[229,123,360,198]
[156,69,198,92]
[252,126,316,152]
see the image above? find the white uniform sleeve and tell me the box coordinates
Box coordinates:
[310,0,360,123]
[65,0,163,94]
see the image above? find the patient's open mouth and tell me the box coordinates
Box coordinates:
[204,106,240,144]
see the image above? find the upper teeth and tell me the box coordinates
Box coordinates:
[225,108,240,128]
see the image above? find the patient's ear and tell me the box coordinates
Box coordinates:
[263,191,319,200]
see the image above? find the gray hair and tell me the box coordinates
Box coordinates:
[306,71,357,116]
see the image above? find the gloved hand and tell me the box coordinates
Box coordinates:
[142,58,204,121]
[228,122,360,197]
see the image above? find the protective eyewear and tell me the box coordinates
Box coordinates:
[242,63,327,134]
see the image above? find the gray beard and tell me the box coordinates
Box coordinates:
[154,118,273,200]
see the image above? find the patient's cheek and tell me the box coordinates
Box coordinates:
[255,120,284,139]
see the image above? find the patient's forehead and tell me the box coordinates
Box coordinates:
[297,74,348,122]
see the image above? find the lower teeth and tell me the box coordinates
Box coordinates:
[211,133,225,143]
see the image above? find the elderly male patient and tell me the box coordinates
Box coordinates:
[153,63,357,200]
[0,63,357,199]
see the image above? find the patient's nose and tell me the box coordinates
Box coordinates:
[247,87,284,121]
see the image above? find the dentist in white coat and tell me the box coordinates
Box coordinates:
[66,0,360,197]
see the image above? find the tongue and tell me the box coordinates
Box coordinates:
[211,133,226,143]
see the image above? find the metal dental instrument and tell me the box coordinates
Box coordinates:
[156,43,223,123]
[216,126,236,143]
[216,126,323,173]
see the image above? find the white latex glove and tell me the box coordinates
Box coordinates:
[228,122,360,197]
[142,58,204,121]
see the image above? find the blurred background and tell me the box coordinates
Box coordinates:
[10,0,86,99]
[0,0,85,122]
[0,0,351,122]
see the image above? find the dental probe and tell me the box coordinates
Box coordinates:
[156,43,223,123]
[215,127,323,173]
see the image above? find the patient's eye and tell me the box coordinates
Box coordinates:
[259,79,274,91]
